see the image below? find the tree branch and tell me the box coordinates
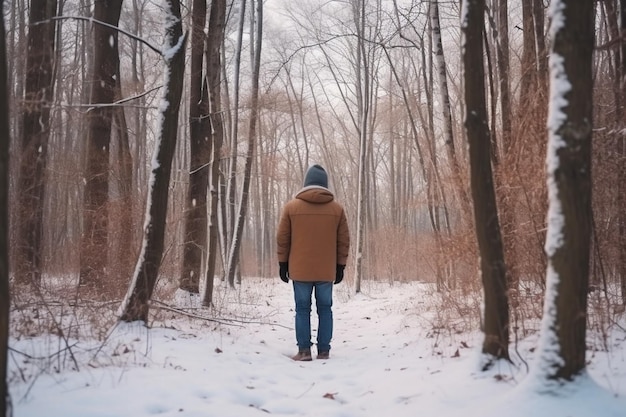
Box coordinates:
[50,16,162,55]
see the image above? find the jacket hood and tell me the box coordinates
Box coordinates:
[295,186,334,204]
[304,164,328,188]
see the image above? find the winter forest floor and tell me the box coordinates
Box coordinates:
[7,278,626,417]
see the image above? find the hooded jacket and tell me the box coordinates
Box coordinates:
[276,186,350,282]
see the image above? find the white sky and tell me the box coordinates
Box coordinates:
[8,278,626,417]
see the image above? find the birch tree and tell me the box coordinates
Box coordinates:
[462,0,510,368]
[534,0,593,382]
[431,0,469,219]
[119,2,187,322]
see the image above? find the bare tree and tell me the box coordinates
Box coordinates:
[596,0,626,305]
[119,3,187,322]
[14,0,57,286]
[620,0,626,305]
[535,0,594,382]
[202,0,227,305]
[431,0,469,217]
[223,0,247,278]
[225,0,263,287]
[462,0,510,368]
[0,10,11,416]
[180,0,210,294]
[80,0,123,289]
[113,58,134,286]
[520,0,547,108]
[353,0,373,293]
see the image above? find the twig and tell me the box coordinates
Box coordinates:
[9,343,78,361]
[89,319,124,363]
[150,300,293,329]
[150,300,244,327]
[67,85,163,113]
[50,16,162,55]
[296,382,316,399]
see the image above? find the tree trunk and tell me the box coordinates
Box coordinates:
[226,0,262,287]
[15,0,57,286]
[620,0,626,305]
[354,0,370,293]
[223,0,247,277]
[490,0,518,305]
[463,0,510,368]
[119,5,187,322]
[0,10,11,415]
[532,0,547,90]
[202,0,226,306]
[431,0,470,222]
[80,0,122,289]
[180,0,210,293]
[519,0,537,110]
[494,0,511,154]
[113,67,134,288]
[537,0,594,382]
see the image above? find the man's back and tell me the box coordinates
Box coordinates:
[276,187,349,281]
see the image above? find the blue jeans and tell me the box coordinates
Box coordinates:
[293,281,333,352]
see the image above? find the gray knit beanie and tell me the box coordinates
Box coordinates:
[303,164,328,188]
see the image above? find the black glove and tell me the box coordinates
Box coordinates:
[335,264,345,285]
[279,262,289,283]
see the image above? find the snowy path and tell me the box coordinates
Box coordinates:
[9,279,626,417]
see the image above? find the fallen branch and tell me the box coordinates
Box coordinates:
[150,300,292,330]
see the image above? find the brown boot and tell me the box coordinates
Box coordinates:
[317,351,330,360]
[292,349,312,361]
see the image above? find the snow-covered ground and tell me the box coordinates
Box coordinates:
[8,278,626,417]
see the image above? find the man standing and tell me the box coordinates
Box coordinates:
[276,164,350,361]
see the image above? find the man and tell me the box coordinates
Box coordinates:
[276,164,350,361]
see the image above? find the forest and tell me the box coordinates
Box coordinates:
[0,0,624,414]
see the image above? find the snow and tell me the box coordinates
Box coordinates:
[161,33,185,62]
[8,278,626,417]
[531,0,570,387]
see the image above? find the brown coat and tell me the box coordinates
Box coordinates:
[276,186,350,282]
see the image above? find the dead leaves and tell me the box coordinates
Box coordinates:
[323,392,338,400]
[451,341,470,358]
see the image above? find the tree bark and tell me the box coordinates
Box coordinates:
[226,0,262,287]
[538,0,594,382]
[113,65,134,288]
[495,0,511,154]
[463,0,510,367]
[180,0,210,293]
[119,4,187,322]
[202,0,226,306]
[15,0,57,286]
[519,0,537,109]
[80,0,123,289]
[617,1,626,305]
[354,0,370,293]
[0,10,11,415]
[223,0,247,278]
[431,0,470,221]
